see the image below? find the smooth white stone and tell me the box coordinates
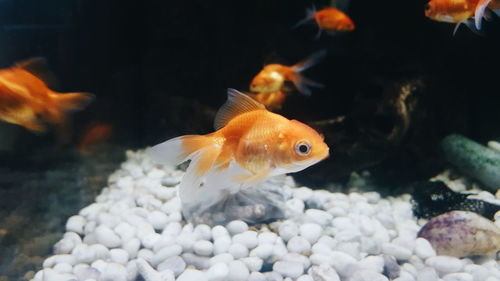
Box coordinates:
[442,273,474,281]
[414,238,436,260]
[425,256,464,275]
[249,244,274,260]
[305,209,333,226]
[109,249,129,265]
[317,236,337,249]
[248,271,266,281]
[328,207,347,217]
[99,263,128,281]
[335,230,362,243]
[310,253,332,266]
[328,251,357,277]
[123,238,141,258]
[227,260,249,281]
[263,271,284,281]
[194,240,214,256]
[91,259,108,273]
[177,269,208,281]
[151,244,183,266]
[287,236,311,254]
[272,241,289,259]
[137,249,155,264]
[126,260,138,281]
[240,257,263,272]
[258,232,278,245]
[66,216,86,234]
[349,269,389,281]
[73,264,100,281]
[293,187,314,201]
[335,242,360,259]
[226,220,248,235]
[297,275,314,281]
[299,223,322,244]
[273,261,304,278]
[142,233,161,249]
[286,198,305,215]
[114,222,136,242]
[359,216,375,235]
[382,243,412,261]
[194,224,212,241]
[206,263,229,281]
[209,253,234,266]
[153,235,176,252]
[311,243,333,255]
[162,222,182,237]
[228,243,249,259]
[157,256,186,277]
[279,221,299,242]
[212,225,230,239]
[44,254,77,268]
[97,212,122,228]
[360,237,381,255]
[282,253,311,270]
[95,225,121,248]
[308,264,341,281]
[54,237,79,255]
[416,267,439,281]
[394,271,416,281]
[214,236,232,255]
[181,253,211,270]
[147,211,168,230]
[464,264,489,281]
[41,268,77,281]
[356,255,384,273]
[53,263,72,274]
[233,231,258,249]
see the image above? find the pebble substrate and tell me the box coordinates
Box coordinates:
[30,149,500,281]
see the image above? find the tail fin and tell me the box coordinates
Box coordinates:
[51,92,95,113]
[292,6,317,29]
[290,50,327,96]
[149,135,223,208]
[475,0,492,29]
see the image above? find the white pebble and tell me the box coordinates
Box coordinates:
[157,256,186,277]
[309,264,340,281]
[414,238,436,260]
[194,224,212,241]
[279,221,299,242]
[228,243,249,259]
[194,240,214,256]
[425,256,464,275]
[305,209,333,226]
[258,232,278,245]
[227,260,249,281]
[147,211,169,230]
[109,249,129,265]
[233,231,258,249]
[287,236,311,255]
[209,253,234,266]
[273,261,304,278]
[226,220,248,235]
[53,263,72,274]
[214,236,232,255]
[328,251,356,277]
[248,271,266,281]
[177,269,207,281]
[249,244,273,260]
[99,262,128,281]
[416,267,439,281]
[212,225,230,239]
[297,275,314,281]
[464,264,489,281]
[299,223,322,244]
[95,225,121,248]
[123,238,141,258]
[66,215,86,234]
[206,263,229,281]
[382,243,412,261]
[442,272,474,281]
[283,253,311,270]
[151,244,183,266]
[349,269,389,281]
[240,257,263,272]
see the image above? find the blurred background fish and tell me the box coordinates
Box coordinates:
[77,122,113,155]
[425,0,500,34]
[0,58,94,137]
[249,50,326,99]
[293,6,355,38]
[248,90,287,111]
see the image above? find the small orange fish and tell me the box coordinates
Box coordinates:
[150,89,329,209]
[249,91,287,111]
[294,7,355,38]
[78,122,113,155]
[0,58,93,133]
[249,50,326,96]
[425,0,500,33]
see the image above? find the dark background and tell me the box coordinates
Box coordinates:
[0,0,499,186]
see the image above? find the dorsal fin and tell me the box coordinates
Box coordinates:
[214,88,265,130]
[15,57,59,89]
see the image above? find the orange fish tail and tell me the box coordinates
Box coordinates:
[289,50,327,96]
[292,6,317,29]
[52,92,95,113]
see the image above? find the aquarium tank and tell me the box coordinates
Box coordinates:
[0,0,499,280]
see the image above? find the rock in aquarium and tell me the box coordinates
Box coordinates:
[418,210,500,257]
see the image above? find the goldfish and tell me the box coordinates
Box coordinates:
[294,7,355,38]
[249,50,326,97]
[150,89,329,212]
[0,57,93,133]
[249,90,287,111]
[78,122,113,155]
[425,0,500,33]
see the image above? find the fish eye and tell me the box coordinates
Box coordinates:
[424,3,430,11]
[295,140,311,156]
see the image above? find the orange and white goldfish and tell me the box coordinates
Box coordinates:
[425,0,500,33]
[0,58,93,133]
[249,90,287,111]
[150,89,329,211]
[294,7,355,38]
[249,50,326,97]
